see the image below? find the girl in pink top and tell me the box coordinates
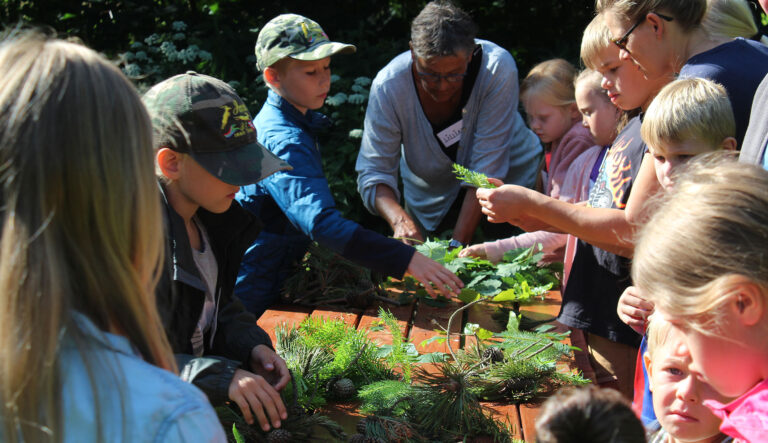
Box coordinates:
[461,61,618,265]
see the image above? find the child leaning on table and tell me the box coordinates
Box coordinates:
[234,13,462,318]
[632,157,768,442]
[459,58,594,264]
[143,72,292,432]
[643,316,732,443]
[616,77,737,424]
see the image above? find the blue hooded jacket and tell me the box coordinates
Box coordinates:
[235,90,413,317]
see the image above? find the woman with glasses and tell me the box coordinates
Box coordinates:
[597,0,768,145]
[355,1,542,247]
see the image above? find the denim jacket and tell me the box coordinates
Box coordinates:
[60,312,225,442]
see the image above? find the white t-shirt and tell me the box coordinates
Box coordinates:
[190,217,219,357]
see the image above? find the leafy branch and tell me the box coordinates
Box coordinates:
[452,163,498,189]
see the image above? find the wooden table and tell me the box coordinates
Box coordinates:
[257,291,581,442]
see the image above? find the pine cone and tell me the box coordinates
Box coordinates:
[266,429,293,443]
[332,377,357,399]
[356,417,368,434]
[482,347,504,363]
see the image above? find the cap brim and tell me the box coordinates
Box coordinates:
[190,140,292,186]
[291,41,356,61]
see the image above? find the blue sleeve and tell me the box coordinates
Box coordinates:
[263,136,413,277]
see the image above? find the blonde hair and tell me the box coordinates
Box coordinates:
[702,0,767,44]
[520,58,578,108]
[596,0,707,32]
[574,69,609,104]
[580,14,613,70]
[644,315,674,358]
[632,155,768,335]
[0,32,175,441]
[641,77,734,155]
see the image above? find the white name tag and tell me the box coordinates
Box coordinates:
[437,120,463,147]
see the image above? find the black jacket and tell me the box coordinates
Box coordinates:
[156,184,272,405]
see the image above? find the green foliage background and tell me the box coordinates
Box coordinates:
[4,0,765,233]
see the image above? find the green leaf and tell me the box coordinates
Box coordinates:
[506,311,521,332]
[493,288,518,302]
[476,327,495,341]
[415,352,448,363]
[452,163,497,188]
[232,423,244,443]
[420,334,447,347]
[458,288,481,303]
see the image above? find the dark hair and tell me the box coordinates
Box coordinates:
[595,0,707,32]
[535,385,647,443]
[410,1,477,59]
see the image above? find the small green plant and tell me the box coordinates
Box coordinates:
[452,163,498,189]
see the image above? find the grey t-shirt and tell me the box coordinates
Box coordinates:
[190,217,219,357]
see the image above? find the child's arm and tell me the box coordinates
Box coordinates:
[617,286,654,335]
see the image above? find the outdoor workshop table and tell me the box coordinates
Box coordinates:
[257,290,583,442]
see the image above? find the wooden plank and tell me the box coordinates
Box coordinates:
[518,290,562,320]
[256,304,312,343]
[357,301,415,345]
[519,399,546,442]
[309,308,362,328]
[409,300,462,355]
[484,402,523,441]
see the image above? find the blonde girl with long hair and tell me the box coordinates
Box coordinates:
[633,156,768,441]
[459,58,593,264]
[0,32,225,442]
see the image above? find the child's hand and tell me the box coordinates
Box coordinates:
[406,252,464,298]
[250,344,291,391]
[228,368,287,431]
[617,286,654,335]
[458,244,487,259]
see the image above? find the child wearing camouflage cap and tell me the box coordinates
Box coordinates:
[143,72,292,432]
[235,14,463,317]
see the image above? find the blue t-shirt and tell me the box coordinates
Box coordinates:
[680,38,768,145]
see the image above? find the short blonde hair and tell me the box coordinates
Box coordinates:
[645,315,674,359]
[580,15,612,71]
[632,155,768,335]
[641,77,734,155]
[521,58,578,108]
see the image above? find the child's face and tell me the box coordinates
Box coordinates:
[645,332,729,442]
[176,154,240,214]
[524,96,576,144]
[660,308,765,399]
[595,45,665,112]
[274,57,331,114]
[574,82,620,146]
[650,139,716,190]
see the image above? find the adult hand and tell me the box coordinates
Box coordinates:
[617,286,655,335]
[476,183,533,224]
[392,214,424,245]
[458,243,487,259]
[250,344,291,391]
[228,368,287,431]
[406,252,463,298]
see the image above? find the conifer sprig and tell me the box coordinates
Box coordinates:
[452,163,498,188]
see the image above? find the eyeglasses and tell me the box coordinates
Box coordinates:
[414,69,467,85]
[613,13,674,52]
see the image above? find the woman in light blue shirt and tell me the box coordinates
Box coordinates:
[0,32,224,442]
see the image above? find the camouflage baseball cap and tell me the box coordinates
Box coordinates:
[255,14,356,71]
[143,72,291,186]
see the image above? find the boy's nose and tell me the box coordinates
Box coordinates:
[601,77,612,90]
[676,375,699,403]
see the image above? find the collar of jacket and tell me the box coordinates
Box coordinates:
[266,89,332,135]
[158,182,262,291]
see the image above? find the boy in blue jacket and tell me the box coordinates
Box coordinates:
[236,14,463,317]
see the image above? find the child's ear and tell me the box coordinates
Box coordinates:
[719,136,738,151]
[643,352,654,392]
[264,66,281,89]
[726,275,765,327]
[156,147,183,181]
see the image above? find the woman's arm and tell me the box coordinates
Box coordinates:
[374,184,423,244]
[477,154,660,257]
[451,188,483,245]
